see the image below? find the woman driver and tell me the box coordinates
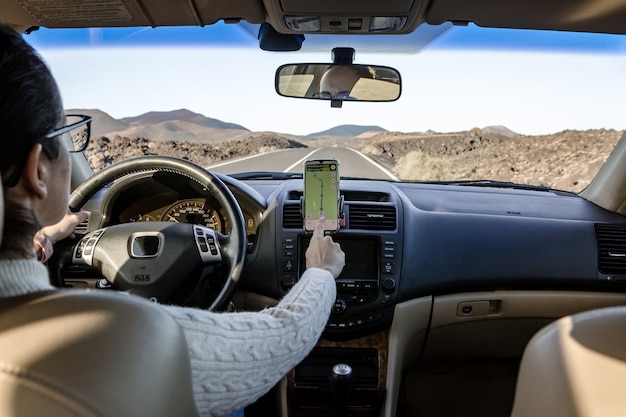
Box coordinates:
[0,25,345,417]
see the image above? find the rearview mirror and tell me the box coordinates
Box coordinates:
[275,64,401,106]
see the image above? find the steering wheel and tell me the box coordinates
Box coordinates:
[59,156,247,311]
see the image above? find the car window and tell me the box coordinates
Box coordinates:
[26,23,626,193]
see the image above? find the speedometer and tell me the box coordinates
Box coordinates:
[161,200,224,232]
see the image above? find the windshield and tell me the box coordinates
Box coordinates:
[26,23,626,193]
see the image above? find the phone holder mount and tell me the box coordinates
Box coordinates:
[300,195,345,232]
[331,47,355,65]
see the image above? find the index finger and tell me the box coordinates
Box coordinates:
[313,216,326,238]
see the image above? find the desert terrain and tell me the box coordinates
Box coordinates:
[354,128,623,192]
[84,128,623,193]
[80,109,624,193]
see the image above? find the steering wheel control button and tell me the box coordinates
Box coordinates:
[206,236,218,255]
[193,226,221,263]
[197,237,209,252]
[73,228,107,266]
[83,240,96,256]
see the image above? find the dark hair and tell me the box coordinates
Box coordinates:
[0,25,63,256]
[0,25,63,183]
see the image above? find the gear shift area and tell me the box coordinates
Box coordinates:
[291,347,380,415]
[329,363,354,417]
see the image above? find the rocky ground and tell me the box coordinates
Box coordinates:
[354,128,624,192]
[85,133,306,170]
[85,128,624,193]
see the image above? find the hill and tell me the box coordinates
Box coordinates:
[120,109,247,131]
[66,108,128,138]
[309,124,387,137]
[77,108,250,143]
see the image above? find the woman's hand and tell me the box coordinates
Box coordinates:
[305,217,345,278]
[40,209,90,243]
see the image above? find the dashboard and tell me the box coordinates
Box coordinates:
[70,166,626,332]
[74,168,626,340]
[68,166,626,417]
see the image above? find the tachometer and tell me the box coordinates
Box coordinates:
[161,200,223,232]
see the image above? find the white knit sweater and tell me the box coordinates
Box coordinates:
[0,259,336,417]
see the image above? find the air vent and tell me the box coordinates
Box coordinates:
[287,190,303,200]
[348,204,396,231]
[283,203,303,229]
[75,219,89,234]
[342,191,390,202]
[595,224,626,274]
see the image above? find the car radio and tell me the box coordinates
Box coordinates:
[278,234,400,336]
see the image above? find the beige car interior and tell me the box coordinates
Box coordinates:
[0,184,199,416]
[2,0,626,416]
[388,292,626,417]
[511,306,626,417]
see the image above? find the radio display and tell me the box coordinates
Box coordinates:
[299,235,379,281]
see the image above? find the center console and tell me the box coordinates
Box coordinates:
[277,186,403,416]
[279,232,401,340]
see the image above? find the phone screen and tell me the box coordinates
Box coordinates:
[303,159,340,232]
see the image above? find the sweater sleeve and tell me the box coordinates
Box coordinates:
[162,267,336,417]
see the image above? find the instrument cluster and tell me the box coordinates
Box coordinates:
[119,197,256,236]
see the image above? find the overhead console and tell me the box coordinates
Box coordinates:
[277,185,403,340]
[263,0,427,34]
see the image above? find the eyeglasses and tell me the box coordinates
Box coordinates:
[47,114,92,153]
[3,114,92,188]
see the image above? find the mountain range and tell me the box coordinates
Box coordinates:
[68,108,252,143]
[68,108,518,142]
[68,108,391,142]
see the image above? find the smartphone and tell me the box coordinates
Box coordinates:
[303,159,340,232]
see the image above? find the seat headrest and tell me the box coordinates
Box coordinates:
[511,306,626,417]
[0,290,199,417]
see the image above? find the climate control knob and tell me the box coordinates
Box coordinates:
[382,278,397,293]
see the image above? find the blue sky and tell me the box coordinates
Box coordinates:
[26,23,626,52]
[25,23,626,136]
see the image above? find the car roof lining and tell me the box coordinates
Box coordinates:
[2,0,626,35]
[425,0,626,35]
